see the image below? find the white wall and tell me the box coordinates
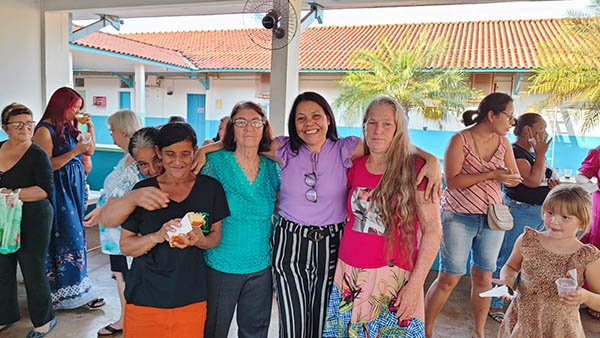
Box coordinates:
[0,0,43,116]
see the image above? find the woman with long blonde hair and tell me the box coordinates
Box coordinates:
[323,97,442,337]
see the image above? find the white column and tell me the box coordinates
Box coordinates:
[134,63,146,125]
[268,0,301,136]
[0,0,43,115]
[43,11,72,103]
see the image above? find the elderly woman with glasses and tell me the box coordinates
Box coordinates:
[82,110,142,336]
[0,103,56,338]
[200,101,279,338]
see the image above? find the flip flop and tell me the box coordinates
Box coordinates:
[86,298,106,310]
[26,318,57,338]
[98,324,123,336]
[488,311,504,323]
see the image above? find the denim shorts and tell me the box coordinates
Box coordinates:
[439,210,505,275]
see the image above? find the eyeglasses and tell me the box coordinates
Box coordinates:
[500,111,515,121]
[304,172,317,203]
[135,155,161,173]
[232,118,265,129]
[5,121,36,130]
[305,152,319,203]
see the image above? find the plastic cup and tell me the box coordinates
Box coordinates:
[75,113,87,124]
[555,278,577,295]
[77,132,92,144]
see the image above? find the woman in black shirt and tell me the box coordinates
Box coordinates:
[0,103,56,337]
[120,123,229,338]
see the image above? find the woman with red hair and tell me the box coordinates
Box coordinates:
[33,87,103,310]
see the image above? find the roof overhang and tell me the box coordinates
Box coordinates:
[46,0,563,20]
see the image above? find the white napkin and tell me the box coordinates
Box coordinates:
[479,285,511,298]
[167,213,193,239]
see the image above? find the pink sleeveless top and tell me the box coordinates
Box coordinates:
[441,131,506,214]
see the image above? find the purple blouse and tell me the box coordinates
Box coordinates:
[275,135,360,226]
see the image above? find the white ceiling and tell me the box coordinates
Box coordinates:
[46,0,557,20]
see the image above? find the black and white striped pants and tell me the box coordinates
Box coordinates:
[271,217,344,338]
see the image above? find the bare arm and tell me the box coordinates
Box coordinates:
[410,191,442,286]
[192,141,224,174]
[394,190,441,320]
[193,220,223,249]
[120,228,164,258]
[33,127,90,170]
[495,234,524,289]
[18,186,48,202]
[502,137,522,187]
[98,187,170,227]
[413,146,442,200]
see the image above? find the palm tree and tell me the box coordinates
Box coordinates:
[334,33,478,126]
[527,0,600,132]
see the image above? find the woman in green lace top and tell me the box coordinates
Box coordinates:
[201,101,279,338]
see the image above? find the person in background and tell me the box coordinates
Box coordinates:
[202,116,231,145]
[201,102,279,337]
[33,87,104,310]
[323,97,441,336]
[488,113,558,322]
[495,184,600,337]
[577,145,600,320]
[424,93,522,338]
[82,110,142,336]
[168,116,185,124]
[0,103,56,338]
[120,123,229,338]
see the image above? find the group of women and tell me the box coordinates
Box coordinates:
[1,85,599,338]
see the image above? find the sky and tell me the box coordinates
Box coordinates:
[74,0,592,34]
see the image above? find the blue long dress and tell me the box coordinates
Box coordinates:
[37,122,97,309]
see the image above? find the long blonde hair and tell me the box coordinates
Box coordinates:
[365,97,418,267]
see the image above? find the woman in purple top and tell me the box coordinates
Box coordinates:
[262,92,442,338]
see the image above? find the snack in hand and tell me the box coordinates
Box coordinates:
[188,212,206,227]
[186,212,211,235]
[167,218,193,248]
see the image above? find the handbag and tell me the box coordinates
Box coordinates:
[469,131,514,231]
[0,189,23,254]
[487,203,514,231]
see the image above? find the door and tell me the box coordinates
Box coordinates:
[119,91,131,110]
[187,94,206,141]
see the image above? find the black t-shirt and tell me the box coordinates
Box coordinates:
[504,144,552,205]
[122,175,230,308]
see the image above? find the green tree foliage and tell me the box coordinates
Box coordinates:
[334,33,479,126]
[528,0,600,132]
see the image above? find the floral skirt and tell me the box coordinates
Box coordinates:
[323,259,425,338]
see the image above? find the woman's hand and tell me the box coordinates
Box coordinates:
[74,139,92,155]
[492,168,522,187]
[170,228,200,249]
[547,178,561,188]
[393,280,422,320]
[83,207,101,228]
[560,287,591,306]
[151,219,180,244]
[416,156,443,201]
[191,148,206,175]
[132,187,170,211]
[532,131,551,156]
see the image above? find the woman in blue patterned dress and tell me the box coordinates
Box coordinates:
[33,87,103,310]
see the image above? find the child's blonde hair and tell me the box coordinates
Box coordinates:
[542,184,592,234]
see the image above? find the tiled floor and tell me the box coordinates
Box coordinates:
[3,228,600,338]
